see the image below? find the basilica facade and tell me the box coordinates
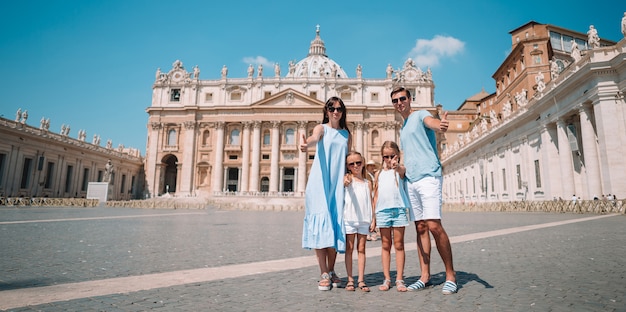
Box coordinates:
[146,20,626,203]
[145,27,441,197]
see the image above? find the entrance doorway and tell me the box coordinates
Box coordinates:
[282,167,294,192]
[162,155,178,194]
[226,167,239,192]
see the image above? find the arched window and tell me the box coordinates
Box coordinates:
[230,129,240,145]
[202,130,211,146]
[285,128,295,145]
[167,129,177,146]
[371,130,379,146]
[263,130,270,145]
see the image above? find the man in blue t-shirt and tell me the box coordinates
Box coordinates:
[391,87,457,295]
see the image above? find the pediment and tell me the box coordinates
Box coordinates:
[250,88,324,110]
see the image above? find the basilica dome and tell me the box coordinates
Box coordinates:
[286,26,348,79]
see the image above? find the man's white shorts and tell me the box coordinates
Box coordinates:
[407,176,443,221]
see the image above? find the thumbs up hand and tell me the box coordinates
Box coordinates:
[300,133,308,152]
[440,111,449,132]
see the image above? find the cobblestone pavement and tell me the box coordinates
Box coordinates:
[0,206,624,311]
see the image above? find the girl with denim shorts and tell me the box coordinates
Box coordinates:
[371,141,410,292]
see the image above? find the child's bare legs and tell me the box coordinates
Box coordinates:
[393,226,406,280]
[356,233,367,282]
[393,226,407,292]
[379,227,392,290]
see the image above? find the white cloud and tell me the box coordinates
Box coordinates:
[242,56,273,67]
[408,35,465,68]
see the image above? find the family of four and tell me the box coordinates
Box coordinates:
[300,87,457,295]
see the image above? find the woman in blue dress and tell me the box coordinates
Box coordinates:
[300,96,351,290]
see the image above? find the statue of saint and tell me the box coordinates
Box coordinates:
[274,63,280,77]
[356,64,362,79]
[288,60,296,75]
[587,25,600,49]
[550,60,559,80]
[247,64,254,78]
[104,159,114,183]
[15,108,21,122]
[257,64,263,77]
[193,65,200,79]
[386,64,393,79]
[20,110,28,124]
[221,65,228,78]
[571,40,581,63]
[535,72,546,94]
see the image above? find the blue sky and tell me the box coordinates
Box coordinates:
[0,1,622,154]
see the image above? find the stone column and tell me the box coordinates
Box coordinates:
[539,124,559,198]
[179,121,196,196]
[269,121,281,193]
[556,119,575,198]
[297,121,308,194]
[241,122,251,193]
[249,121,261,193]
[146,122,162,197]
[579,106,602,198]
[212,122,225,193]
[355,122,364,154]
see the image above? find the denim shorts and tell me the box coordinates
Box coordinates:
[376,208,409,228]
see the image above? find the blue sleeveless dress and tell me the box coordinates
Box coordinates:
[302,124,349,253]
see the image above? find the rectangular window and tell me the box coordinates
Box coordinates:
[490,171,494,192]
[97,170,103,182]
[262,154,270,160]
[20,158,33,189]
[0,153,6,187]
[229,155,238,160]
[549,31,563,51]
[130,176,136,194]
[230,92,241,101]
[502,168,507,191]
[120,174,126,193]
[264,91,271,99]
[205,93,213,102]
[534,160,542,188]
[170,89,181,102]
[81,168,89,192]
[45,162,55,189]
[371,92,379,102]
[263,132,270,145]
[516,164,522,190]
[309,91,317,99]
[65,165,73,193]
[340,92,352,101]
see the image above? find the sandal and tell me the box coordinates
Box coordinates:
[318,273,331,291]
[358,280,370,292]
[329,271,341,288]
[378,279,391,291]
[395,279,408,292]
[345,281,355,291]
[407,279,430,291]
